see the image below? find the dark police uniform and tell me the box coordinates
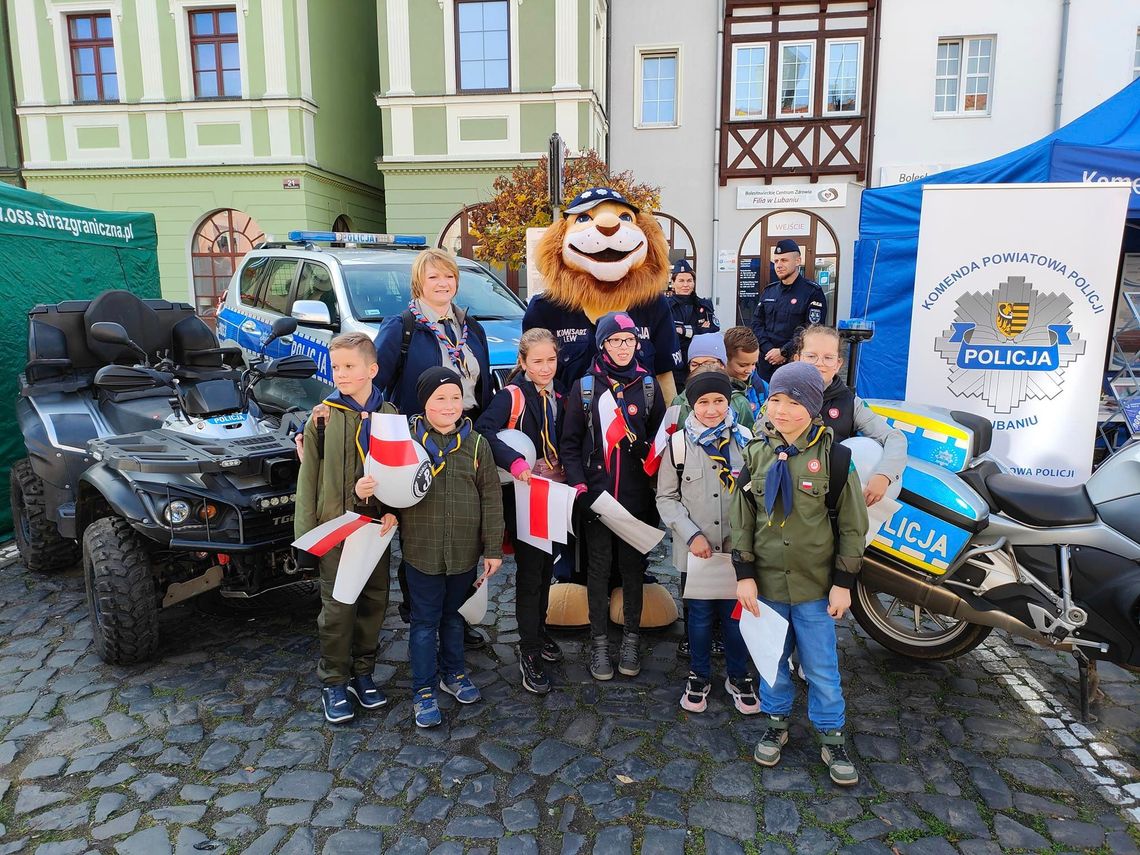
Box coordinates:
[666,259,719,388]
[750,242,827,381]
[523,294,682,386]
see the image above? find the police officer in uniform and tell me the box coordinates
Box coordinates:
[666,258,719,388]
[750,239,827,382]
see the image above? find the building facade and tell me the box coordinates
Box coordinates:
[8,0,384,314]
[873,0,1140,188]
[376,0,609,250]
[610,0,879,325]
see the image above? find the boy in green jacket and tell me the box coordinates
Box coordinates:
[399,367,504,728]
[731,361,868,785]
[295,333,398,725]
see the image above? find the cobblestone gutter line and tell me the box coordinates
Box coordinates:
[979,637,1140,823]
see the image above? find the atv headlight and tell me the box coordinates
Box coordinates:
[163,500,192,525]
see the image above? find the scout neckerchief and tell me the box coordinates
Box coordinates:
[323,386,386,463]
[592,353,640,447]
[411,414,473,475]
[684,409,748,492]
[534,383,559,468]
[763,422,826,525]
[408,300,471,377]
[745,373,767,421]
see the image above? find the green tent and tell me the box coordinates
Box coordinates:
[1,182,159,538]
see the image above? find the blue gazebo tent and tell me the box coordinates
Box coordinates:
[851,78,1140,399]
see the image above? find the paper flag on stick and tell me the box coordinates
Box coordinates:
[683,553,739,600]
[590,491,665,554]
[597,390,628,473]
[458,579,489,624]
[514,480,553,553]
[331,523,397,605]
[293,511,372,557]
[644,405,681,476]
[738,601,790,687]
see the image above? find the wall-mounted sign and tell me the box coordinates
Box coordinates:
[737,183,847,210]
[879,164,956,187]
[282,177,301,189]
[765,210,812,236]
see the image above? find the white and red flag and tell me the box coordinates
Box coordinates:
[292,511,372,557]
[366,413,419,477]
[643,404,681,476]
[513,476,577,553]
[597,389,631,472]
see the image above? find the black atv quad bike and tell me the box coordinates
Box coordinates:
[12,289,318,665]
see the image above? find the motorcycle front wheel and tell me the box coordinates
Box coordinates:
[851,578,992,661]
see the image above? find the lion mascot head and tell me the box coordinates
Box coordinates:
[536,188,671,322]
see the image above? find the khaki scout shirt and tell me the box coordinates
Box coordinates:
[730,421,868,604]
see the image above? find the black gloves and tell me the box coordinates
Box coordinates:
[294,548,320,571]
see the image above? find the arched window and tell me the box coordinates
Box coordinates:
[653,211,697,272]
[332,214,353,232]
[191,209,265,321]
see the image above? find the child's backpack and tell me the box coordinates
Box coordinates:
[736,437,852,538]
[580,374,655,434]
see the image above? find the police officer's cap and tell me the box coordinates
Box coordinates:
[564,187,639,215]
[671,259,695,277]
[773,239,801,255]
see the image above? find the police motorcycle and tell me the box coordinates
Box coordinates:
[12,290,317,665]
[838,320,1140,718]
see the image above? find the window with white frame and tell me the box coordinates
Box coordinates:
[638,50,678,127]
[731,45,767,120]
[935,36,994,115]
[778,42,813,117]
[824,40,861,114]
[456,0,510,92]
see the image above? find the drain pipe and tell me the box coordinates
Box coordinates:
[1053,0,1071,129]
[710,0,725,310]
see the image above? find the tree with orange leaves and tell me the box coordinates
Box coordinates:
[469,150,661,268]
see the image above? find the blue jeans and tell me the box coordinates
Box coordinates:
[406,564,477,692]
[759,597,845,732]
[687,599,750,682]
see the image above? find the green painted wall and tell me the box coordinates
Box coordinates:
[307,0,383,188]
[459,117,507,141]
[520,102,555,152]
[0,2,20,170]
[379,163,527,240]
[119,0,143,103]
[408,0,444,95]
[23,166,384,303]
[76,125,120,149]
[518,0,555,92]
[244,0,268,98]
[578,0,591,91]
[413,106,446,156]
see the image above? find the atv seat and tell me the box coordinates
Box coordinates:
[985,472,1097,527]
[171,315,242,370]
[23,292,198,394]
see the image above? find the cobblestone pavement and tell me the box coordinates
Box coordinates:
[1,539,1139,855]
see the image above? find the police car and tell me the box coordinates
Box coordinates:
[216,230,525,409]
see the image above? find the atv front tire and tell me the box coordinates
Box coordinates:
[10,457,79,572]
[83,516,159,665]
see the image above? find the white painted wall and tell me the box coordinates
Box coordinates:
[608,0,718,292]
[1059,1,1140,125]
[874,0,1140,187]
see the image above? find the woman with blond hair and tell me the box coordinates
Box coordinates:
[374,248,494,420]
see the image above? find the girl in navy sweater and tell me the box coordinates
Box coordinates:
[475,328,566,695]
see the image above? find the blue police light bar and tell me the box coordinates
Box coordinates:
[287,230,427,246]
[838,318,875,333]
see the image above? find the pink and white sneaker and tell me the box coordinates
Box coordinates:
[725,675,760,715]
[680,672,711,713]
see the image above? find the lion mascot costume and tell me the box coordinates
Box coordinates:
[524,187,680,631]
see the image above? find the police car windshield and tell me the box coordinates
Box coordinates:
[341,261,525,323]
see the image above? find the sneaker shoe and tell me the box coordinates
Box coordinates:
[464,623,487,650]
[590,635,614,681]
[519,652,551,695]
[321,684,354,724]
[821,731,858,786]
[413,688,442,728]
[618,631,641,677]
[679,672,711,713]
[677,636,691,658]
[540,634,564,663]
[440,672,482,704]
[753,715,789,767]
[724,675,760,715]
[347,674,387,710]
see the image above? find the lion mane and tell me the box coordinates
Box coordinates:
[535,211,671,320]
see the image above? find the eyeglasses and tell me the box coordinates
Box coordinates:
[606,337,638,348]
[799,352,839,366]
[689,358,720,369]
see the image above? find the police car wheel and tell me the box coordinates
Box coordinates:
[851,577,991,661]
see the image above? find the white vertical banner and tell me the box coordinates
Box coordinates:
[906,183,1130,485]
